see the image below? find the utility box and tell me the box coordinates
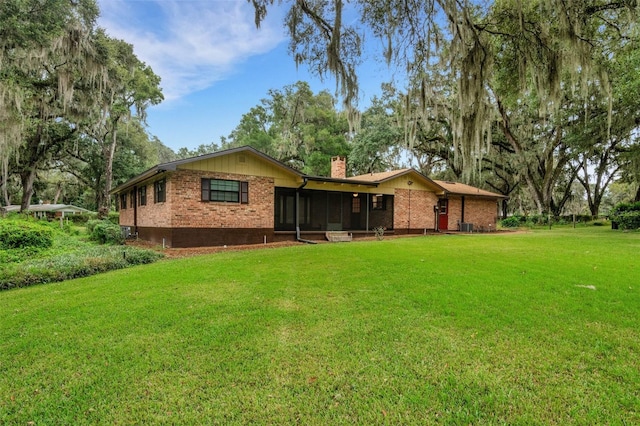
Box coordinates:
[460,223,474,232]
[120,226,132,238]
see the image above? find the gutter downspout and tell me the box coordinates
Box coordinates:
[296,178,316,244]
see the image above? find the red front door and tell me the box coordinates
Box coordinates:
[438,199,449,230]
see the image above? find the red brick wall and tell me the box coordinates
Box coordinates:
[139,180,172,228]
[118,170,275,231]
[448,197,462,230]
[118,191,135,226]
[443,196,499,231]
[394,188,439,231]
[168,170,274,229]
[464,197,499,230]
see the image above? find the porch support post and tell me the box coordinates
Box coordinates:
[366,193,370,232]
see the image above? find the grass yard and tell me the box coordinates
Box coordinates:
[1,227,639,424]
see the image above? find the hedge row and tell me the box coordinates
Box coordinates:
[500,214,600,228]
[609,202,640,230]
[0,246,164,291]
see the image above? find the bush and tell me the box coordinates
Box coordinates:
[611,211,640,230]
[90,220,125,245]
[0,246,44,264]
[107,211,120,225]
[0,220,54,250]
[500,216,521,228]
[67,213,97,225]
[609,202,640,230]
[0,246,164,290]
[525,214,550,226]
[86,219,101,234]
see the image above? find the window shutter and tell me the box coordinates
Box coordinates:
[201,178,210,201]
[241,181,249,204]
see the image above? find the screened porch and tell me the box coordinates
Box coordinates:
[274,188,394,232]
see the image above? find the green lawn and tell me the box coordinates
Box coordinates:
[1,227,639,424]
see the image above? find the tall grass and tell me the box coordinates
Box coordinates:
[1,227,638,424]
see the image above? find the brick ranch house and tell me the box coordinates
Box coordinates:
[111,146,507,248]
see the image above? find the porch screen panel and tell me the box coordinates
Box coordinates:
[275,187,312,231]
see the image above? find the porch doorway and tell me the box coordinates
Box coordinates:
[327,192,343,230]
[351,195,362,229]
[438,199,449,230]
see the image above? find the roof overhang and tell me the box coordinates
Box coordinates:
[111,166,166,195]
[303,175,379,187]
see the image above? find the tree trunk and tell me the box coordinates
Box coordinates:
[20,168,37,211]
[98,121,118,219]
[53,182,63,204]
[1,159,10,206]
[635,184,640,202]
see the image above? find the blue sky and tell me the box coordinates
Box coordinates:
[97,0,399,152]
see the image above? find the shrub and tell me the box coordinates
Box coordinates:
[107,211,120,225]
[525,214,550,226]
[90,220,125,245]
[0,246,164,290]
[0,246,44,264]
[67,213,97,225]
[500,216,521,228]
[609,202,640,230]
[0,220,54,250]
[86,219,101,234]
[612,211,640,230]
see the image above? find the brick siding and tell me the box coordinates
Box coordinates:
[445,196,498,231]
[447,197,462,230]
[393,188,439,231]
[464,197,499,230]
[170,170,274,229]
[118,170,275,230]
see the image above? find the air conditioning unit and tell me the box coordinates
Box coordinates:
[460,223,473,232]
[121,226,132,238]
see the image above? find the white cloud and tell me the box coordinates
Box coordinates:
[97,0,286,102]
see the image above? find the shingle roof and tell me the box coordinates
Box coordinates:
[1,204,92,213]
[349,169,414,182]
[433,180,506,198]
[111,145,507,200]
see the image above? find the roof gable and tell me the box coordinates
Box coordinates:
[112,146,303,194]
[160,146,302,176]
[349,169,445,193]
